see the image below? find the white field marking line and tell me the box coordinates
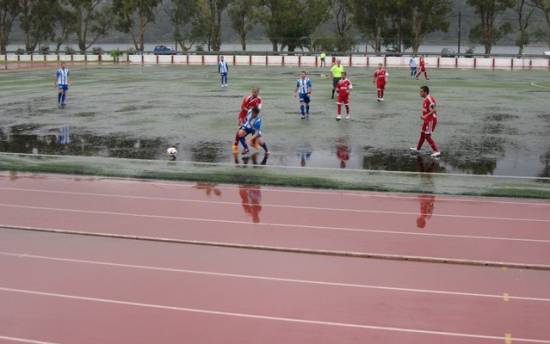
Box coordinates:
[0,336,59,344]
[2,151,550,181]
[2,173,550,207]
[3,224,550,270]
[2,186,549,223]
[2,251,550,303]
[531,81,550,89]
[1,203,550,244]
[0,287,549,344]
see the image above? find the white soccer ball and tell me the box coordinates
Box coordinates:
[167,147,178,156]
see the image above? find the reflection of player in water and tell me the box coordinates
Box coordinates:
[417,194,436,228]
[336,138,350,168]
[56,126,71,145]
[193,183,222,197]
[239,185,262,223]
[298,151,312,167]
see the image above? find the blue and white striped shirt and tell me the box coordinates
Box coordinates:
[296,78,312,94]
[243,110,263,132]
[219,60,229,74]
[56,68,70,86]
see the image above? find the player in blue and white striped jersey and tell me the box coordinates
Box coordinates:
[54,63,70,107]
[234,107,269,156]
[218,55,229,87]
[293,71,312,119]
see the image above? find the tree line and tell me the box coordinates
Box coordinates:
[0,0,549,55]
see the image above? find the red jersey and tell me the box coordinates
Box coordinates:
[239,95,262,121]
[336,78,352,94]
[419,56,425,68]
[374,69,387,82]
[422,95,437,118]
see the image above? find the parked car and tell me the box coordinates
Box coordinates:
[384,47,402,57]
[441,48,456,57]
[464,47,475,58]
[153,45,176,55]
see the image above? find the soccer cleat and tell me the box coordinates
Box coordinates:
[232,143,238,153]
[301,114,305,119]
[431,151,441,157]
[345,114,351,120]
[380,98,384,102]
[336,115,342,121]
[377,98,381,102]
[242,148,250,156]
[410,147,420,153]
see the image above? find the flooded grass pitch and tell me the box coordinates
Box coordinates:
[0,65,549,179]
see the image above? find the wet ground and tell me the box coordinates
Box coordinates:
[1,65,549,178]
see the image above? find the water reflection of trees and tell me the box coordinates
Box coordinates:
[540,151,550,178]
[362,149,446,173]
[191,141,224,163]
[442,136,505,175]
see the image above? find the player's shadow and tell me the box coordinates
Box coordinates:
[239,185,262,223]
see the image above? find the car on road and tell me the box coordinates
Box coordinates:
[441,48,457,57]
[153,45,176,55]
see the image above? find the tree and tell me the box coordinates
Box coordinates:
[19,0,56,52]
[64,0,113,52]
[112,0,162,52]
[467,0,515,55]
[514,0,535,54]
[330,0,354,52]
[0,0,20,54]
[228,0,259,51]
[259,0,330,52]
[350,0,389,53]
[409,0,451,54]
[204,0,230,51]
[385,0,412,52]
[169,0,208,52]
[531,0,550,48]
[50,2,76,52]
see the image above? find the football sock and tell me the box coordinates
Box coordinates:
[260,143,268,152]
[61,92,66,104]
[417,132,426,150]
[239,136,248,149]
[426,135,438,151]
[337,104,341,115]
[58,93,62,104]
[345,105,350,114]
[306,105,310,114]
[300,105,305,115]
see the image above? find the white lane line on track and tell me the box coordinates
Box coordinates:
[0,187,550,222]
[2,173,550,207]
[0,336,59,344]
[1,186,549,222]
[1,203,550,244]
[2,251,549,303]
[0,287,549,343]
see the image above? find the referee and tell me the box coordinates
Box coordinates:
[330,59,345,99]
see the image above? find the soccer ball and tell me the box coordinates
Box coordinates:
[167,147,178,157]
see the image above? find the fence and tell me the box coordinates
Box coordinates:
[3,53,550,71]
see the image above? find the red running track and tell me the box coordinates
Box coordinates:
[0,172,550,343]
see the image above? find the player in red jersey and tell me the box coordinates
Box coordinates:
[410,86,441,157]
[233,87,262,152]
[372,63,388,102]
[415,55,429,80]
[335,72,352,120]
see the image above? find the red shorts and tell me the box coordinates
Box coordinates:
[337,95,349,105]
[421,117,437,134]
[420,66,426,72]
[376,81,386,90]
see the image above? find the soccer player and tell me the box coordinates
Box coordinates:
[330,59,345,99]
[54,62,70,107]
[410,86,441,157]
[372,63,388,102]
[294,71,312,119]
[218,55,229,87]
[335,71,352,120]
[320,52,326,68]
[416,55,429,80]
[409,58,417,78]
[233,87,262,152]
[234,107,268,156]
